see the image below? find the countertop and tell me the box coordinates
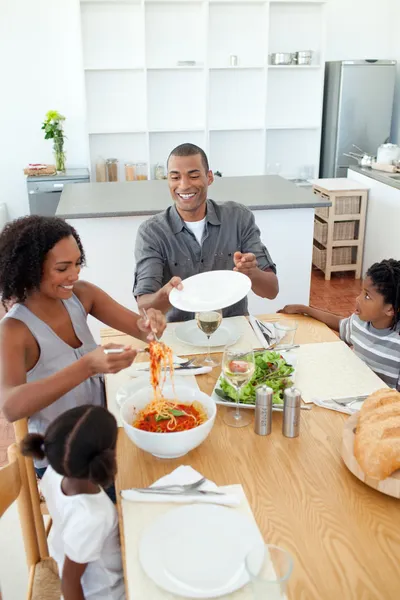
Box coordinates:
[56,175,331,219]
[348,166,400,191]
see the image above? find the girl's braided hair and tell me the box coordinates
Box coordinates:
[367,259,400,330]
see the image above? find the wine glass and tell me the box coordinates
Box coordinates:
[195,309,223,367]
[222,346,255,427]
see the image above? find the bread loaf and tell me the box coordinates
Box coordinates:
[354,388,400,480]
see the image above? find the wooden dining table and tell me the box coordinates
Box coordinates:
[101,314,400,600]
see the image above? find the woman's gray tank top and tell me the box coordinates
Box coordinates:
[4,294,105,467]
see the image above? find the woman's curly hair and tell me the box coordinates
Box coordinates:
[0,215,85,310]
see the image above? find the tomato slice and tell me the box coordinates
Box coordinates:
[229,360,249,373]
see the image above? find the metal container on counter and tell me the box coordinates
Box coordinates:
[254,385,273,436]
[270,52,292,66]
[294,50,313,66]
[282,387,301,438]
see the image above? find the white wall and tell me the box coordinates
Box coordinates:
[0,0,88,220]
[0,0,399,220]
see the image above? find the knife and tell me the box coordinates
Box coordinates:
[127,488,224,496]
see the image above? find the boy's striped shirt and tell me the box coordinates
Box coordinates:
[339,314,400,389]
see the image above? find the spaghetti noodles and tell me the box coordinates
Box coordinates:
[133,340,207,433]
[134,399,207,433]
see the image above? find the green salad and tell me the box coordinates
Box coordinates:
[216,351,294,406]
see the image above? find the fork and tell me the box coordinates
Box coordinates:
[331,395,368,408]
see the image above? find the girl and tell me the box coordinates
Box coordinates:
[21,405,125,600]
[280,259,400,389]
[0,215,165,473]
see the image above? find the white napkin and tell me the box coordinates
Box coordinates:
[313,397,364,415]
[121,465,241,506]
[249,315,270,349]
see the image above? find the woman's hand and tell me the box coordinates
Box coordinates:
[137,308,167,340]
[86,343,138,376]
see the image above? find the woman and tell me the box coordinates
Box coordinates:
[0,215,166,469]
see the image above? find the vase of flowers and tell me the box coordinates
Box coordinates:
[42,110,66,173]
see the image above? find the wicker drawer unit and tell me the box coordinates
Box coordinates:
[313,219,356,245]
[312,179,369,280]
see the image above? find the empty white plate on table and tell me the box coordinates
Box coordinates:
[175,319,241,347]
[139,504,262,598]
[169,270,251,313]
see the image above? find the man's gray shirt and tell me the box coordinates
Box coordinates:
[133,199,276,322]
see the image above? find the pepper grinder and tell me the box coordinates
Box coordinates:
[282,387,301,438]
[254,385,273,436]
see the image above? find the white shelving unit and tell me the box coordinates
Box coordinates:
[80,0,327,180]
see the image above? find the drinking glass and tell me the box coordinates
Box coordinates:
[195,310,222,367]
[246,544,293,599]
[222,346,255,427]
[274,320,298,350]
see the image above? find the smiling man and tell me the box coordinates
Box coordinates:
[133,143,279,321]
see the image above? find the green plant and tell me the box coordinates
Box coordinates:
[42,110,66,172]
[41,110,65,141]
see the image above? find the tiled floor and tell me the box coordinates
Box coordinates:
[0,269,361,467]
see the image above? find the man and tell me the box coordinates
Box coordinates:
[133,143,278,321]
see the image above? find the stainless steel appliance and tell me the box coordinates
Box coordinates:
[320,60,397,178]
[27,168,90,216]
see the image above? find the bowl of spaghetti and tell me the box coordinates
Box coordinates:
[120,384,217,459]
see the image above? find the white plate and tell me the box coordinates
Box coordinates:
[139,504,262,598]
[169,270,251,313]
[175,319,241,348]
[212,350,297,410]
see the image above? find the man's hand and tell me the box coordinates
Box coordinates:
[161,276,183,299]
[233,252,258,277]
[278,305,306,315]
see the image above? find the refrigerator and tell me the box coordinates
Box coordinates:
[320,60,397,178]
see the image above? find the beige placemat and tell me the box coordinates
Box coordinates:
[162,316,262,356]
[105,370,199,426]
[121,485,258,599]
[294,341,387,404]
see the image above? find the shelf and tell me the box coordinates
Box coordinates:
[84,67,145,71]
[86,70,146,133]
[81,0,140,4]
[89,130,147,135]
[266,125,320,130]
[330,264,359,272]
[208,2,266,69]
[145,2,204,68]
[210,130,265,177]
[89,132,148,182]
[147,70,205,131]
[267,64,321,69]
[316,214,362,224]
[209,69,265,130]
[149,128,205,133]
[210,127,264,132]
[268,2,323,57]
[147,66,204,70]
[81,2,144,70]
[149,130,206,166]
[210,66,264,70]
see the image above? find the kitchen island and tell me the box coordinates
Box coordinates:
[57,175,330,341]
[348,166,400,273]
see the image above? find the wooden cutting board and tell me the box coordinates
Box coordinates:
[342,412,400,499]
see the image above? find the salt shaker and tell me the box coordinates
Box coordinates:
[282,387,301,438]
[254,385,273,436]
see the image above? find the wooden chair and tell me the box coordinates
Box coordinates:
[0,444,60,600]
[13,419,50,547]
